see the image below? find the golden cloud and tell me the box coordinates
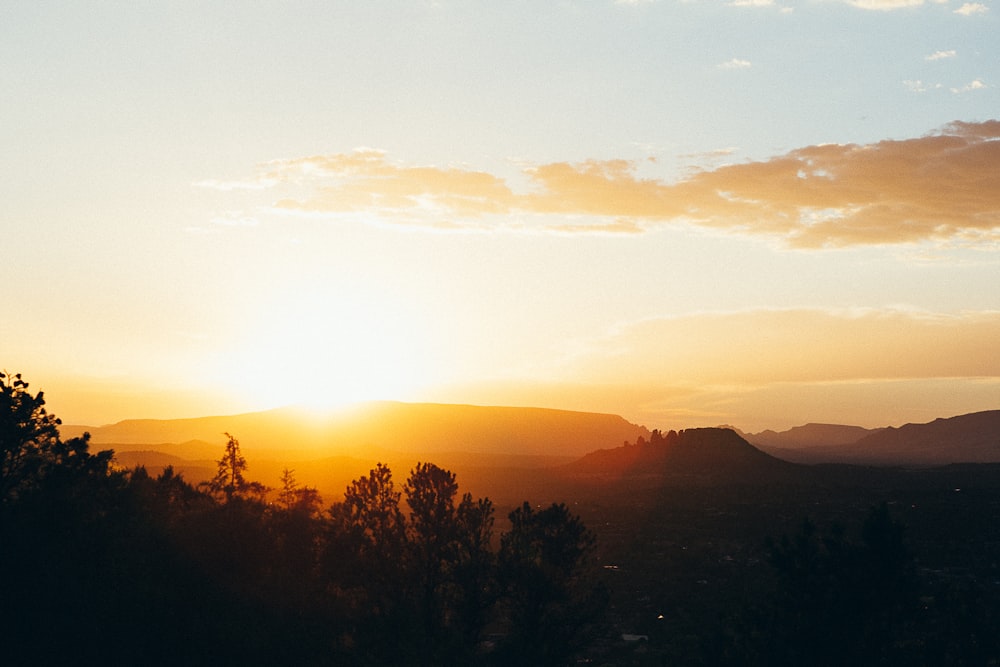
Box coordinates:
[256,121,1000,247]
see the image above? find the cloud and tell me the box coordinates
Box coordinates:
[264,151,516,228]
[903,79,942,92]
[847,0,926,10]
[951,79,987,93]
[517,120,1000,247]
[953,1,988,14]
[718,58,752,69]
[925,49,957,60]
[727,0,775,6]
[231,120,1000,247]
[549,218,644,235]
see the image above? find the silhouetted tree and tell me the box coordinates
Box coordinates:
[0,372,128,664]
[760,504,918,666]
[264,467,325,622]
[1,371,59,503]
[405,462,461,644]
[452,492,497,653]
[1,371,111,504]
[278,466,298,508]
[334,462,407,557]
[403,462,498,663]
[326,461,410,659]
[276,467,322,515]
[204,432,267,503]
[497,502,607,666]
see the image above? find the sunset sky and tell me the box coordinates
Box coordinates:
[3,1,999,432]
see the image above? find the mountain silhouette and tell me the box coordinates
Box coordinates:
[746,410,1000,465]
[561,427,799,484]
[745,423,878,450]
[61,401,650,459]
[838,410,1000,465]
[64,402,1000,499]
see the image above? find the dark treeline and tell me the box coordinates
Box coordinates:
[4,371,1000,666]
[0,373,605,666]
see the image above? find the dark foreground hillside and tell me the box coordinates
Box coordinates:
[490,428,1000,665]
[579,463,1000,665]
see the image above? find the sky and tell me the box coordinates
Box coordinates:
[2,0,999,433]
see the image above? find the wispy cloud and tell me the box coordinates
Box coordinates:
[954,2,989,14]
[951,79,987,93]
[682,147,740,159]
[903,79,942,92]
[925,49,957,60]
[847,0,927,10]
[263,151,516,230]
[727,0,775,7]
[224,120,1000,248]
[718,58,752,69]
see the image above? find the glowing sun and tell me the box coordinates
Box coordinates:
[210,290,436,411]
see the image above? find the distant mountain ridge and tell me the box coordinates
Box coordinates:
[62,404,1000,495]
[746,410,1000,465]
[61,401,650,460]
[746,423,881,450]
[840,410,1000,465]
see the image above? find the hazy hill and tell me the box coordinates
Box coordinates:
[748,410,1000,465]
[559,427,799,485]
[746,423,877,451]
[111,450,216,484]
[62,401,650,460]
[833,410,1000,465]
[65,402,650,501]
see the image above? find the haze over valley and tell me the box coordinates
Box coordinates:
[61,401,1000,505]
